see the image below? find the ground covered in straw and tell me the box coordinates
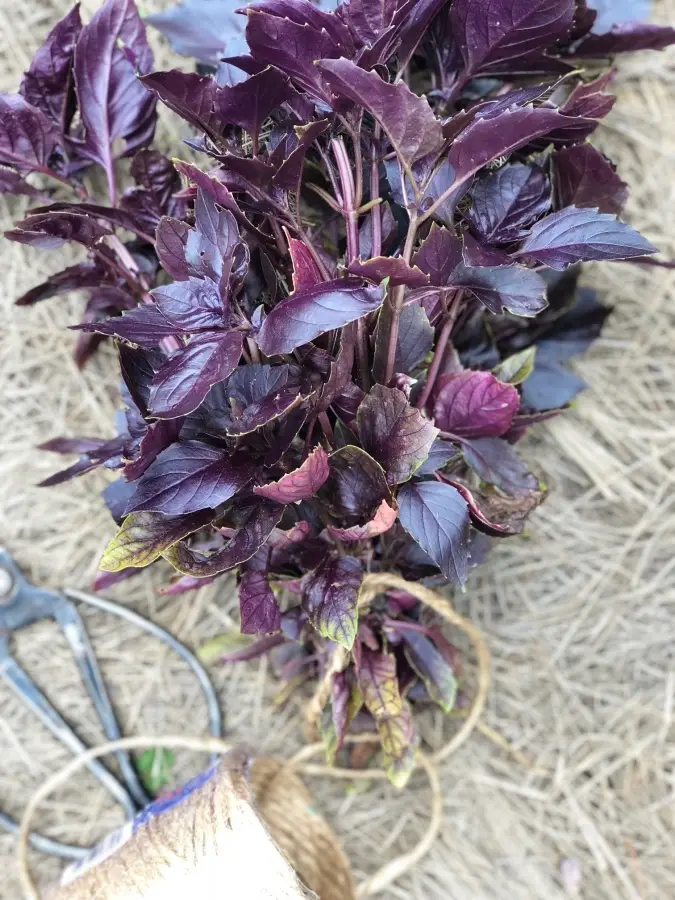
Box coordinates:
[1,2,674,897]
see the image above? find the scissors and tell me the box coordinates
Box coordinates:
[0,548,222,860]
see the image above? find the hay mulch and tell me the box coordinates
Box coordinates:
[1,2,674,897]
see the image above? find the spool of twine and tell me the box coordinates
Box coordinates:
[17,574,490,900]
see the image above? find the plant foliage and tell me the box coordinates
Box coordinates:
[4,0,671,784]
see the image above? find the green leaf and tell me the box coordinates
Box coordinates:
[99,510,212,572]
[492,347,536,385]
[378,700,419,788]
[137,748,175,795]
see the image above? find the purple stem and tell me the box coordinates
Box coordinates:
[383,219,419,384]
[415,291,464,410]
[370,127,382,258]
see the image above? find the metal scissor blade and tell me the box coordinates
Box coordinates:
[53,601,150,809]
[0,656,136,821]
[0,810,87,861]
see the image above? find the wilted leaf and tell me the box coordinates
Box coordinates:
[317,445,391,526]
[164,497,284,576]
[253,446,329,503]
[302,555,362,649]
[461,436,538,497]
[357,647,402,721]
[397,480,470,584]
[378,699,417,788]
[326,498,398,542]
[99,509,212,571]
[347,256,429,288]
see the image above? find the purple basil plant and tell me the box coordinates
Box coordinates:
[3,0,673,783]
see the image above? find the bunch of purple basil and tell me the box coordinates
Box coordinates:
[3,0,673,783]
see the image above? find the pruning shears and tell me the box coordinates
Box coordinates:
[0,548,222,860]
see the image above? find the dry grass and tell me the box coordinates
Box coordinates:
[1,2,674,898]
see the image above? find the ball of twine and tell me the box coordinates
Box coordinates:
[16,573,490,900]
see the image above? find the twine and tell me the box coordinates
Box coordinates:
[16,574,491,900]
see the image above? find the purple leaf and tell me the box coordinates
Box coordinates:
[450,262,547,316]
[461,436,538,497]
[341,0,399,48]
[239,570,281,634]
[317,58,443,166]
[20,4,82,131]
[120,150,185,229]
[397,480,470,585]
[227,388,307,436]
[73,304,181,348]
[289,238,323,292]
[451,0,575,75]
[516,206,657,269]
[246,8,347,104]
[466,163,551,243]
[317,322,357,415]
[125,441,256,516]
[40,436,111,455]
[156,217,191,280]
[99,509,212,571]
[576,22,675,55]
[6,210,112,249]
[146,0,245,64]
[325,670,362,761]
[150,331,244,418]
[372,301,433,382]
[102,477,137,524]
[17,260,109,306]
[0,169,45,199]
[347,256,429,288]
[411,223,463,286]
[139,71,225,140]
[164,497,284,576]
[357,384,439,485]
[326,498,398,542]
[257,278,385,356]
[433,371,519,438]
[74,0,156,197]
[415,438,459,476]
[217,67,293,147]
[272,119,330,192]
[401,630,457,712]
[156,572,218,595]
[302,555,362,649]
[317,445,391,526]
[447,105,590,186]
[253,446,330,503]
[151,278,226,332]
[0,93,60,173]
[552,145,628,215]
[123,418,182,481]
[185,188,247,289]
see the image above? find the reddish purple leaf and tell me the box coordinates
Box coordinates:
[124,441,256,516]
[347,256,429,288]
[20,4,82,131]
[576,23,675,55]
[450,0,575,75]
[317,57,443,166]
[257,278,385,356]
[140,70,228,140]
[253,446,329,503]
[149,331,243,418]
[466,163,551,243]
[552,145,629,215]
[6,210,112,249]
[443,477,544,537]
[450,262,547,316]
[288,237,323,292]
[123,418,182,481]
[74,0,156,195]
[0,93,60,173]
[411,224,463,286]
[357,384,439,485]
[317,445,391,527]
[151,278,226,332]
[239,570,281,634]
[326,498,398,542]
[433,371,519,438]
[156,217,191,280]
[516,206,657,269]
[302,555,362,649]
[73,304,180,348]
[397,480,470,585]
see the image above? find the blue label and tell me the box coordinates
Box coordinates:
[133,762,219,831]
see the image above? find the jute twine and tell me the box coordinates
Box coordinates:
[16,574,491,900]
